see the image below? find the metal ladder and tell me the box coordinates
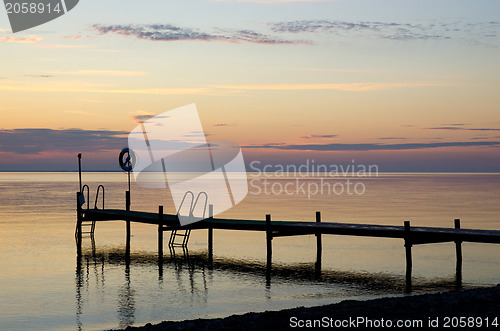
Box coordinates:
[169,191,208,247]
[75,185,104,238]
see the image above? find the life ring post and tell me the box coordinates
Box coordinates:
[119,148,134,172]
[119,148,134,211]
[78,153,82,192]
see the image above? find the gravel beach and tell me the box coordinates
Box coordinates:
[119,285,500,330]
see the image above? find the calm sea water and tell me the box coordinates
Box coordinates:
[1,172,499,330]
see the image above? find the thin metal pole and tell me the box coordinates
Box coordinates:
[78,153,82,192]
[315,211,322,276]
[128,171,131,195]
[404,220,412,293]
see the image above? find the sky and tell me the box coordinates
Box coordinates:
[1,0,499,171]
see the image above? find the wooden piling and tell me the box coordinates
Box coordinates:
[266,214,272,281]
[208,204,214,264]
[125,191,130,211]
[158,205,164,260]
[315,211,322,276]
[125,190,131,255]
[455,218,463,287]
[404,220,412,292]
[76,192,83,256]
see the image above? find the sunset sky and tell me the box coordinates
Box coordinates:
[1,0,499,171]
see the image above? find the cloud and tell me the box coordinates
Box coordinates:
[0,81,432,95]
[35,44,94,49]
[24,75,53,78]
[270,20,500,44]
[130,111,157,123]
[470,136,495,140]
[213,123,237,127]
[93,24,216,41]
[221,28,309,44]
[244,141,500,151]
[215,81,445,91]
[378,137,408,140]
[61,33,93,40]
[426,126,500,131]
[293,67,376,73]
[90,20,499,46]
[0,128,127,154]
[300,134,337,139]
[0,36,44,43]
[0,84,208,95]
[92,24,305,45]
[48,70,147,77]
[270,20,449,41]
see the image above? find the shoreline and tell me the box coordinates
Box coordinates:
[119,285,500,330]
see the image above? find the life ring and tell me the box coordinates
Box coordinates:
[119,148,134,172]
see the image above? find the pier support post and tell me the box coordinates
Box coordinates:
[208,204,214,264]
[455,218,462,288]
[158,206,164,261]
[315,211,322,277]
[404,220,412,292]
[266,214,272,283]
[76,192,83,257]
[125,191,131,258]
[126,190,130,211]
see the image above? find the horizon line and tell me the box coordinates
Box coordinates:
[2,170,500,174]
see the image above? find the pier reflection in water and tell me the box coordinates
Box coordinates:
[74,237,464,330]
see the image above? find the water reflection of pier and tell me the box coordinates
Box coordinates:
[75,243,213,330]
[75,239,465,330]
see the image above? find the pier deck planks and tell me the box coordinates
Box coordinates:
[82,209,500,244]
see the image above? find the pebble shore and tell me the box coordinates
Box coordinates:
[119,285,500,330]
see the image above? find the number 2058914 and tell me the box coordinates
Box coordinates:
[5,2,62,14]
[443,316,498,328]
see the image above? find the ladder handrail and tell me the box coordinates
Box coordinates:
[75,184,96,238]
[176,191,194,217]
[192,191,208,219]
[81,185,90,210]
[94,185,105,210]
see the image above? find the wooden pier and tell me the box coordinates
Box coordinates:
[75,190,500,292]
